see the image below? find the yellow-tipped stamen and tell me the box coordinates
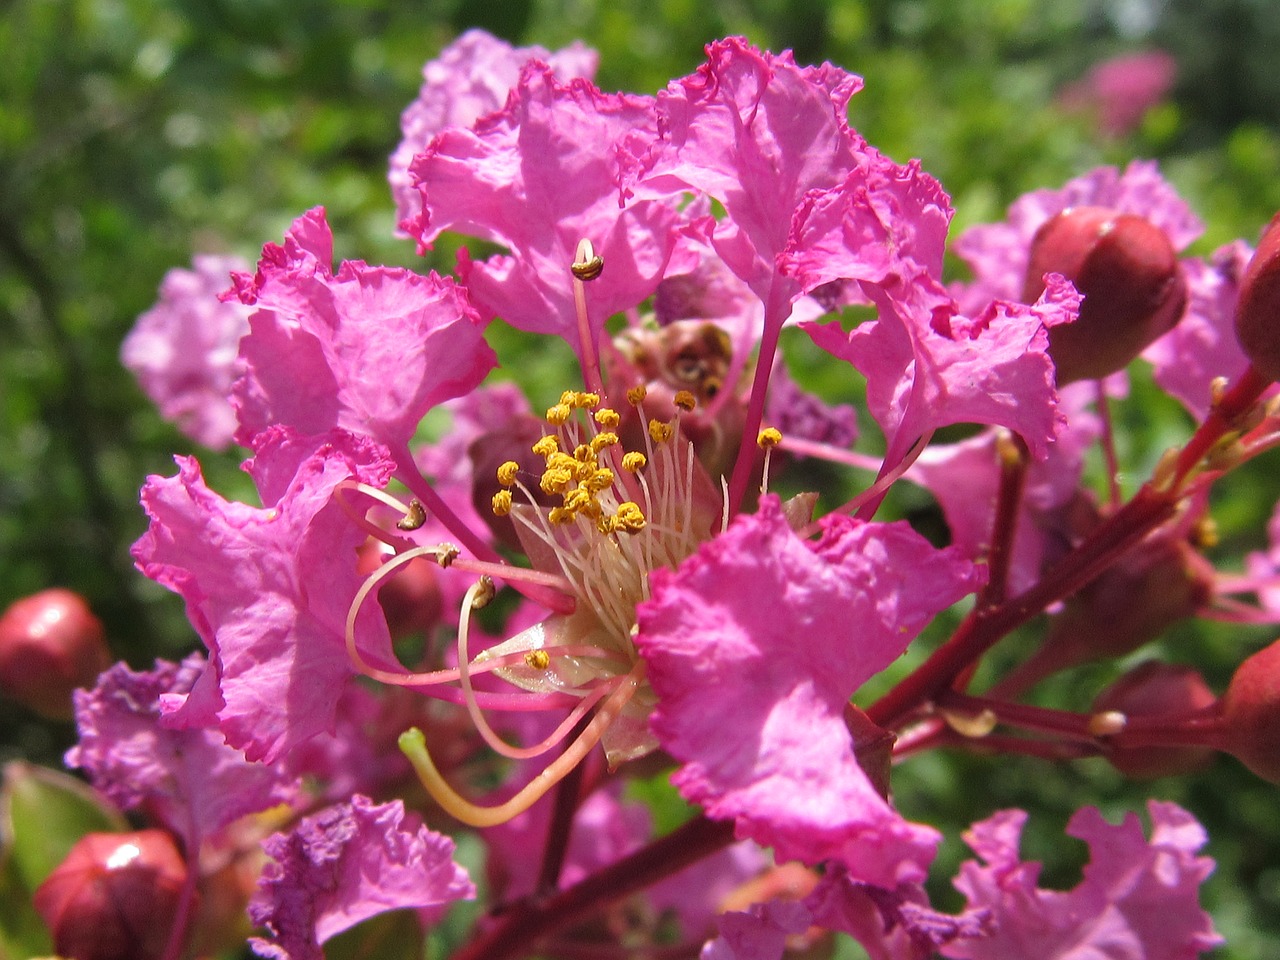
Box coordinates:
[399,660,645,827]
[626,385,647,406]
[546,403,572,426]
[674,390,697,412]
[532,435,559,457]
[395,498,427,531]
[496,461,521,487]
[594,408,621,428]
[492,490,513,516]
[758,426,783,495]
[622,451,647,472]
[333,480,424,545]
[649,419,674,444]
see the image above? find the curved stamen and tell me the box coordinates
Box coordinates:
[334,480,418,548]
[399,659,646,827]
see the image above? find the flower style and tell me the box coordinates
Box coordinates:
[95,29,1273,960]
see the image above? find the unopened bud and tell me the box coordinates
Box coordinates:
[1024,206,1187,383]
[1221,638,1280,783]
[1232,211,1280,382]
[0,589,111,720]
[33,829,193,960]
[1093,661,1216,778]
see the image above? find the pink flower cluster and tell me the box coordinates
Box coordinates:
[92,27,1280,960]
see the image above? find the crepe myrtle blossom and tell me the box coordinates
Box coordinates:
[91,30,1280,960]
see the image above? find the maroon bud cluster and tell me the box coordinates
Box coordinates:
[1093,661,1216,778]
[0,588,111,720]
[33,829,193,960]
[1023,206,1187,383]
[1232,211,1280,383]
[1220,638,1280,783]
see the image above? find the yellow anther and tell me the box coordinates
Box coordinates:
[674,390,697,411]
[471,576,496,610]
[757,427,783,449]
[496,461,520,487]
[548,506,572,525]
[563,487,593,514]
[594,408,621,428]
[541,467,573,494]
[546,403,572,425]
[532,435,559,458]
[613,501,646,533]
[571,255,605,281]
[396,498,427,531]
[626,385,648,406]
[560,390,578,406]
[524,649,551,670]
[491,489,513,516]
[649,419,674,444]
[573,443,593,463]
[575,392,600,409]
[590,432,619,454]
[547,451,577,471]
[596,515,617,534]
[621,451,647,472]
[585,468,614,493]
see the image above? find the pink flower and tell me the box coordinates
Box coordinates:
[389,29,597,233]
[249,795,473,960]
[942,801,1222,959]
[121,254,252,450]
[636,496,982,888]
[1060,51,1177,138]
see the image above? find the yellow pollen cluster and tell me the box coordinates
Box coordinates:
[673,390,697,412]
[496,389,662,536]
[757,427,783,448]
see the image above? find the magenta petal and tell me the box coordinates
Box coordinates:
[805,273,1072,465]
[701,899,813,960]
[121,254,252,450]
[409,64,680,358]
[781,156,953,291]
[632,38,865,302]
[943,801,1222,959]
[231,208,496,450]
[250,795,473,960]
[132,426,396,763]
[636,497,981,887]
[390,29,597,234]
[66,655,297,849]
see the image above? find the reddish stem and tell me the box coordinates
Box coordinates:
[1171,365,1269,486]
[976,434,1029,611]
[868,484,1177,730]
[535,716,592,896]
[454,816,736,960]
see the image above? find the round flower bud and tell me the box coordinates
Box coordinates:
[1221,638,1280,783]
[1023,206,1187,383]
[33,829,193,960]
[1093,661,1216,778]
[1232,211,1280,382]
[0,588,111,720]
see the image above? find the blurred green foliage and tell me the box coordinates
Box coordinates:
[2,0,1280,957]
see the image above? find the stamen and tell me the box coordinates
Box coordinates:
[398,660,645,827]
[492,490,513,516]
[395,498,427,531]
[333,480,420,546]
[497,461,521,487]
[674,390,697,412]
[758,427,783,495]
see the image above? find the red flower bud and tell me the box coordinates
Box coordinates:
[1093,661,1216,778]
[1232,211,1280,382]
[1221,638,1280,783]
[0,588,111,720]
[1024,206,1187,383]
[33,829,193,960]
[356,539,443,640]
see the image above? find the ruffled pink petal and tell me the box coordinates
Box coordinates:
[804,273,1074,466]
[132,426,397,763]
[700,899,813,960]
[121,254,252,450]
[250,795,473,960]
[409,63,681,359]
[390,29,597,233]
[942,801,1222,959]
[636,497,981,888]
[629,38,865,304]
[230,208,496,450]
[66,655,297,849]
[1143,241,1256,419]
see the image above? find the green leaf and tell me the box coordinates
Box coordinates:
[1,761,127,893]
